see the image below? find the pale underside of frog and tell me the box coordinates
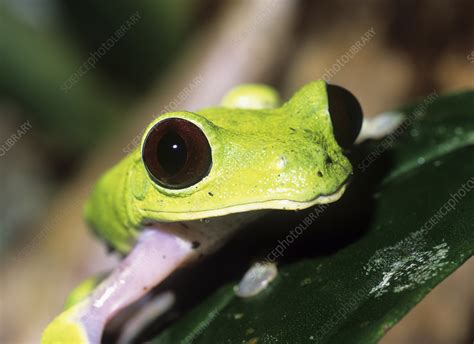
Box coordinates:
[42,80,403,343]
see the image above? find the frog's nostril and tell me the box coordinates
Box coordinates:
[317,171,323,177]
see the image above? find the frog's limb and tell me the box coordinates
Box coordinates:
[42,228,194,344]
[220,84,280,109]
[356,111,404,143]
[234,261,278,298]
[117,291,175,344]
[64,274,106,310]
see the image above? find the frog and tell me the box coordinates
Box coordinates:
[42,80,364,343]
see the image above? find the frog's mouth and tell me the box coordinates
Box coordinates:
[211,182,348,214]
[145,180,349,222]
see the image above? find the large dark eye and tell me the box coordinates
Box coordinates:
[327,84,363,149]
[142,118,212,189]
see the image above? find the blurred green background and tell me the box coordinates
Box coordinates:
[0,1,473,343]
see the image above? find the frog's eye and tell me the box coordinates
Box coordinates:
[142,118,212,189]
[327,84,363,149]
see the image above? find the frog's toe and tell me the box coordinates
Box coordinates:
[234,261,278,298]
[221,84,280,109]
[41,308,90,344]
[357,111,404,143]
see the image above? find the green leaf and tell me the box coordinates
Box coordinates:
[151,91,474,344]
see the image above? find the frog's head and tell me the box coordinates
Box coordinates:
[137,80,360,218]
[58,81,363,342]
[86,80,362,253]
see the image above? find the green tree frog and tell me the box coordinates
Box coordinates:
[42,80,363,343]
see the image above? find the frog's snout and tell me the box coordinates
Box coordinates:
[309,149,352,199]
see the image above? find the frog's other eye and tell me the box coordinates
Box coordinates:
[327,84,363,149]
[142,118,212,189]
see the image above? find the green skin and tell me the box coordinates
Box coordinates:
[86,80,351,253]
[42,80,352,343]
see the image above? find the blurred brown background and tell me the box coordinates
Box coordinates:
[1,0,473,343]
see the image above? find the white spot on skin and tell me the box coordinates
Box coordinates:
[235,262,278,298]
[275,156,287,170]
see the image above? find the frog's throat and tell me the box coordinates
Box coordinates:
[147,182,347,222]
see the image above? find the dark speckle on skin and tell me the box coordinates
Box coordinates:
[208,191,214,197]
[192,241,201,249]
[326,156,333,164]
[289,127,296,133]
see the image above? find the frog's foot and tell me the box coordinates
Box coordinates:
[41,306,92,344]
[117,291,175,344]
[356,111,404,143]
[234,261,278,298]
[220,84,280,109]
[42,228,195,344]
